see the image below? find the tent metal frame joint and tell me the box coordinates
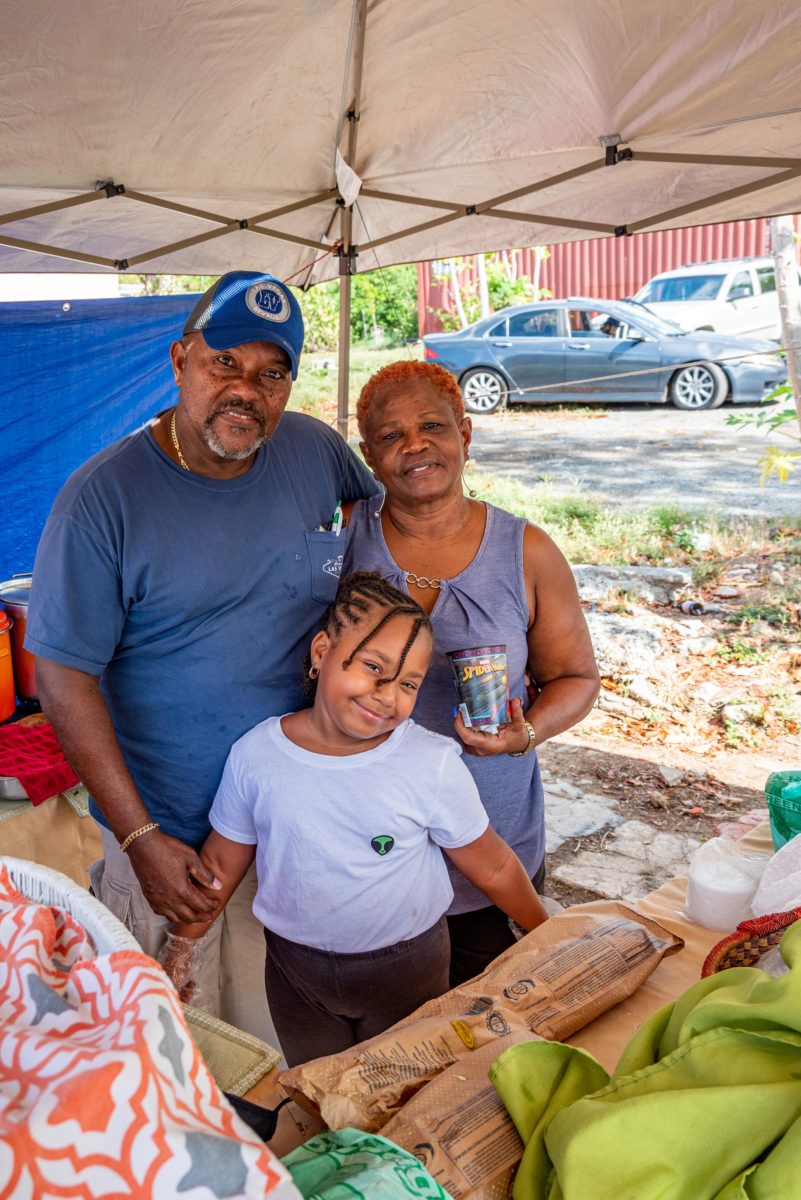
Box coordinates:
[95,180,126,198]
[337,245,358,275]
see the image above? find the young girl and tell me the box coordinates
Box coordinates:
[162,572,548,1066]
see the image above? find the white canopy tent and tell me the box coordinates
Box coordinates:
[2,0,801,431]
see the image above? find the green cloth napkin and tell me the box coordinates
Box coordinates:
[490,919,801,1199]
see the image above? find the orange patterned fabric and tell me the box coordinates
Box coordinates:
[0,866,301,1199]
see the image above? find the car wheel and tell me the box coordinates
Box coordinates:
[669,361,728,410]
[460,368,509,414]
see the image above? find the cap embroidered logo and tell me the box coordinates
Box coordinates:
[370,835,395,856]
[246,281,291,323]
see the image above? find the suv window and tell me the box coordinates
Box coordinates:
[756,267,776,294]
[639,274,725,303]
[727,270,754,299]
[509,310,561,337]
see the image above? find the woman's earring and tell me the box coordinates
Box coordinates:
[308,664,319,680]
[372,486,386,519]
[462,471,477,499]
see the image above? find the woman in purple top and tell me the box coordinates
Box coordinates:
[342,360,600,985]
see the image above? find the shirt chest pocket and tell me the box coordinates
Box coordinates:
[304,530,344,604]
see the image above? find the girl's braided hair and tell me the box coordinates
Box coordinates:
[306,571,433,692]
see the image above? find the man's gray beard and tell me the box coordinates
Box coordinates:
[203,421,269,461]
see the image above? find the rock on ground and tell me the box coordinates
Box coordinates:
[574,565,693,605]
[551,820,702,903]
[585,611,664,678]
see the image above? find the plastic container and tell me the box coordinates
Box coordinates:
[446,645,510,733]
[685,836,770,930]
[766,771,801,850]
[0,612,17,722]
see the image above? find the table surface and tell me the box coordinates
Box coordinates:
[0,793,772,1154]
[246,822,776,1153]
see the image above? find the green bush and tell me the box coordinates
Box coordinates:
[296,265,419,352]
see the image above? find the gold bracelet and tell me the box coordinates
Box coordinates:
[119,822,160,854]
[508,721,537,758]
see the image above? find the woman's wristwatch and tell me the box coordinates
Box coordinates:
[508,720,536,758]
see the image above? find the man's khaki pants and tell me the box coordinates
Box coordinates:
[92,825,282,1053]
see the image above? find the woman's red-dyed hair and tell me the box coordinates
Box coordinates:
[356,360,465,438]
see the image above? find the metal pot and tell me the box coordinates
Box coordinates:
[0,575,36,700]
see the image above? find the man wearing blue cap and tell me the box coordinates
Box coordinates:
[27,272,375,1039]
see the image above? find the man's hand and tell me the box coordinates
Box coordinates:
[455,695,532,757]
[127,830,222,924]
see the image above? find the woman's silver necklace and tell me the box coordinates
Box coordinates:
[405,571,441,590]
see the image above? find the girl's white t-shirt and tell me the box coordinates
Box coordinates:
[209,716,489,952]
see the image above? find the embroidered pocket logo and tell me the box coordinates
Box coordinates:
[370,835,395,856]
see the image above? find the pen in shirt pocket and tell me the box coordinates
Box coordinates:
[331,498,344,536]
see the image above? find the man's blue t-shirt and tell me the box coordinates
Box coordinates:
[26,412,375,846]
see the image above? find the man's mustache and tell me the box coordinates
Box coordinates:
[206,403,266,431]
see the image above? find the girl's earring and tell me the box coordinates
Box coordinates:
[308,664,319,680]
[372,485,386,518]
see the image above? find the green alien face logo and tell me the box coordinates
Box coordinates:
[370,835,395,856]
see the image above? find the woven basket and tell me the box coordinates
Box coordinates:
[1,854,141,954]
[701,908,801,977]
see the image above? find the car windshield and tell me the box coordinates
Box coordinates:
[610,299,687,337]
[637,274,726,303]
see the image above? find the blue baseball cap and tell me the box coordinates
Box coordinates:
[182,271,304,378]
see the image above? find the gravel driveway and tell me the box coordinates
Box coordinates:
[469,403,800,519]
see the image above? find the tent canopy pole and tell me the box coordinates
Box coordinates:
[335,0,367,442]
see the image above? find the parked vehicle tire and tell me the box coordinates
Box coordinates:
[460,368,509,414]
[668,361,728,410]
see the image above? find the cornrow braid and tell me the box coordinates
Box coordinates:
[322,571,433,686]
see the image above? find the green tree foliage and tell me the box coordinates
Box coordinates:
[432,252,550,331]
[297,265,419,352]
[727,382,800,483]
[297,283,341,352]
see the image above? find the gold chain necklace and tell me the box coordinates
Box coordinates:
[170,409,190,471]
[405,571,442,590]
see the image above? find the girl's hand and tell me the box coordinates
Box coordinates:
[455,696,532,757]
[157,930,208,1004]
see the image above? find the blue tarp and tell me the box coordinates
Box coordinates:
[0,294,198,577]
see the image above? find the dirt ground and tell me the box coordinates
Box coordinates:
[470,403,801,518]
[538,735,790,907]
[537,537,801,906]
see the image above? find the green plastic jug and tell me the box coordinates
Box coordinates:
[766,771,801,850]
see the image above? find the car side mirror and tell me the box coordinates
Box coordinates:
[727,286,751,302]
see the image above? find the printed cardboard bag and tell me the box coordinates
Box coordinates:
[281,902,682,1131]
[383,1032,538,1200]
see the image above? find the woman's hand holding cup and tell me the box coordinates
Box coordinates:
[455,695,531,757]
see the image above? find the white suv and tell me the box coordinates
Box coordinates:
[633,257,798,340]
